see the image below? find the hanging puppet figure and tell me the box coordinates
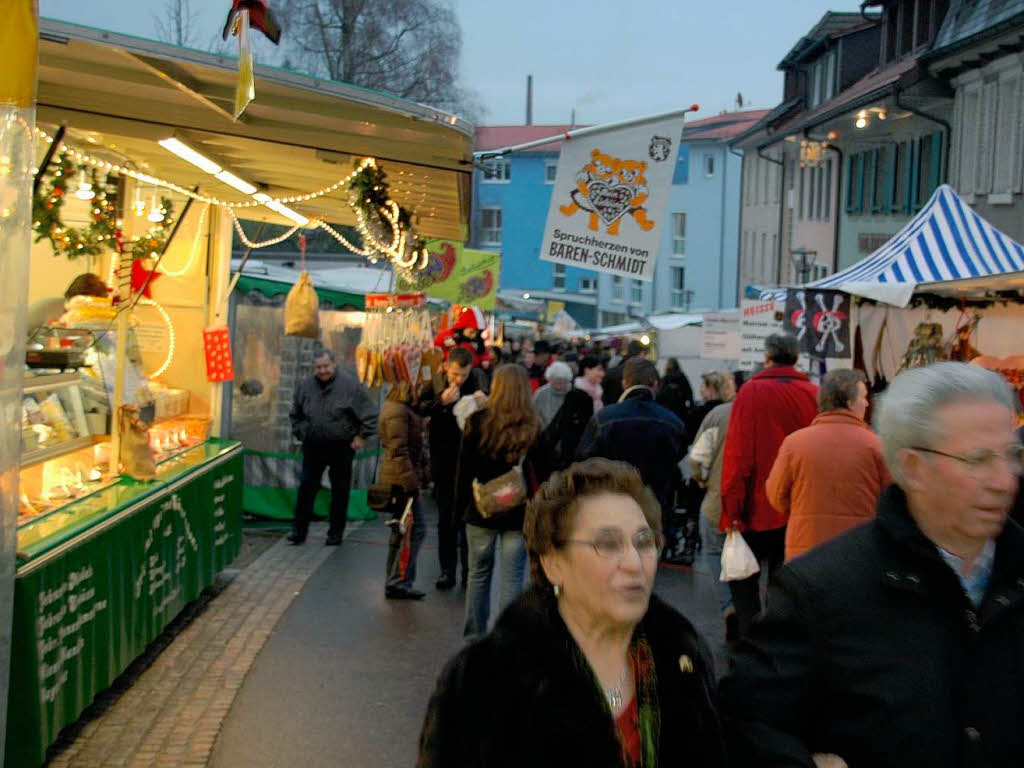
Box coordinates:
[434,306,487,367]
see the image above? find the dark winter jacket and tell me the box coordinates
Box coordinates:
[577,386,688,513]
[453,409,551,531]
[417,587,726,768]
[416,368,489,474]
[289,370,378,448]
[686,398,725,446]
[541,387,594,471]
[656,370,695,423]
[721,484,1024,768]
[600,355,634,406]
[719,365,818,532]
[377,400,427,493]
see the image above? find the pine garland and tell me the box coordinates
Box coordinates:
[349,163,430,275]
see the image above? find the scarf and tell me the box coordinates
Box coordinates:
[574,632,661,768]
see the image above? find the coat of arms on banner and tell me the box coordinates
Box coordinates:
[558,149,655,236]
[783,289,851,359]
[649,136,672,162]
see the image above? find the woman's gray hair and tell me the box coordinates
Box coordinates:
[873,362,1016,484]
[700,370,732,401]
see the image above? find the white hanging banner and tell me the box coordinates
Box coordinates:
[539,113,686,282]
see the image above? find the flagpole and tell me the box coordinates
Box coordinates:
[474,104,700,160]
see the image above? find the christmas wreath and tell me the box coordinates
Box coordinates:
[33,152,176,263]
[349,163,429,274]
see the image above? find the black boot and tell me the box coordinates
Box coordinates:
[435,571,456,590]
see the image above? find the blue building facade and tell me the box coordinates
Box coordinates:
[471,115,763,328]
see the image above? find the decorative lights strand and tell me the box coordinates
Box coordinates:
[161,203,210,278]
[229,209,302,248]
[138,297,176,379]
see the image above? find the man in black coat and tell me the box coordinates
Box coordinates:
[416,346,487,590]
[288,348,378,545]
[578,357,688,554]
[721,362,1024,768]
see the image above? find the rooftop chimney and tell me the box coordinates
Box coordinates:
[526,75,533,126]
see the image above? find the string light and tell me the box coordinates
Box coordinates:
[229,209,302,248]
[162,203,210,278]
[139,297,176,379]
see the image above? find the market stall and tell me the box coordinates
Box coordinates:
[758,185,1024,392]
[8,18,472,768]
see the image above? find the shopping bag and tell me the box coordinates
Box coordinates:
[284,270,319,337]
[720,530,760,582]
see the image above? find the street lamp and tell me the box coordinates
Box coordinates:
[790,247,817,285]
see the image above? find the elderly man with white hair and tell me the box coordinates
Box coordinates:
[532,360,574,428]
[720,362,1024,768]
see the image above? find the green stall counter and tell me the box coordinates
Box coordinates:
[5,439,244,768]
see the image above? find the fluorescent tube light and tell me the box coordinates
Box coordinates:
[158,137,222,174]
[214,170,258,195]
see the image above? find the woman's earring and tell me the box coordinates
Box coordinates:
[553,584,561,597]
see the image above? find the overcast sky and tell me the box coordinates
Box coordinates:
[40,0,853,125]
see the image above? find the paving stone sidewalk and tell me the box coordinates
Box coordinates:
[45,521,348,768]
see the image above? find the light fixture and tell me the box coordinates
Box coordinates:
[132,189,146,217]
[855,110,868,129]
[74,170,95,200]
[253,193,309,226]
[523,292,531,299]
[158,137,222,174]
[147,195,165,223]
[640,334,651,346]
[214,170,257,195]
[877,109,887,120]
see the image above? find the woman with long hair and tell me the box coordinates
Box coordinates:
[454,364,550,638]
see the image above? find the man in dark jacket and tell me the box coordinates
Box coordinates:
[578,357,688,552]
[416,346,487,589]
[719,333,818,637]
[289,348,378,545]
[601,339,647,406]
[721,362,1024,768]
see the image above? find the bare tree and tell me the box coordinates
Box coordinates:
[279,0,484,121]
[153,0,200,48]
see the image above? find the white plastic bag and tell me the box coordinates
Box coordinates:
[453,394,480,431]
[720,530,760,582]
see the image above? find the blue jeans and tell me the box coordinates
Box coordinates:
[700,514,733,614]
[386,495,427,590]
[463,524,527,639]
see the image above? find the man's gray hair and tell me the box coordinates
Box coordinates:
[314,348,335,362]
[873,362,1016,484]
[764,333,799,366]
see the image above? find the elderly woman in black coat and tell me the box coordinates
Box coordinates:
[417,458,725,768]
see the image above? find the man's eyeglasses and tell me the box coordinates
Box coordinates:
[912,444,1024,474]
[560,528,663,559]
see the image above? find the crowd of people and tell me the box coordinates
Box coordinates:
[285,310,1024,767]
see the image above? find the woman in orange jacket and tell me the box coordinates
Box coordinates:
[766,369,892,561]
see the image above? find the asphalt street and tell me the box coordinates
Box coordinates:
[208,496,727,768]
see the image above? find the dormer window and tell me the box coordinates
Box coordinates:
[808,49,837,108]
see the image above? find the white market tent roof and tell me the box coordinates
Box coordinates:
[36,20,473,237]
[763,185,1024,307]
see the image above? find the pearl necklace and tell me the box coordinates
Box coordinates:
[604,663,630,710]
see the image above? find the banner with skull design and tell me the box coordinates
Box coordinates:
[539,113,687,282]
[783,289,851,359]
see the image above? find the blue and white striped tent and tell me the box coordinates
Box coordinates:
[762,184,1024,306]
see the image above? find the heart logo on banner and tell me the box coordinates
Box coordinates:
[587,181,634,224]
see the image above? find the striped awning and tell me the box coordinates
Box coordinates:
[762,185,1024,306]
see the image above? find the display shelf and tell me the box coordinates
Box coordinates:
[16,439,241,563]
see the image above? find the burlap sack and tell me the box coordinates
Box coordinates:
[119,406,156,481]
[285,271,319,338]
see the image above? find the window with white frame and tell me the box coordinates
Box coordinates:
[672,212,687,255]
[481,160,512,182]
[544,160,558,184]
[704,154,715,177]
[612,275,625,302]
[631,279,643,305]
[579,277,596,293]
[480,208,502,244]
[552,263,566,290]
[671,267,687,308]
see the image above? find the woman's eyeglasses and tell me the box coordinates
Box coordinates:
[560,528,662,559]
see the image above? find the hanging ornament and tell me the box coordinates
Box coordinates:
[131,258,162,299]
[74,169,94,200]
[146,194,165,223]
